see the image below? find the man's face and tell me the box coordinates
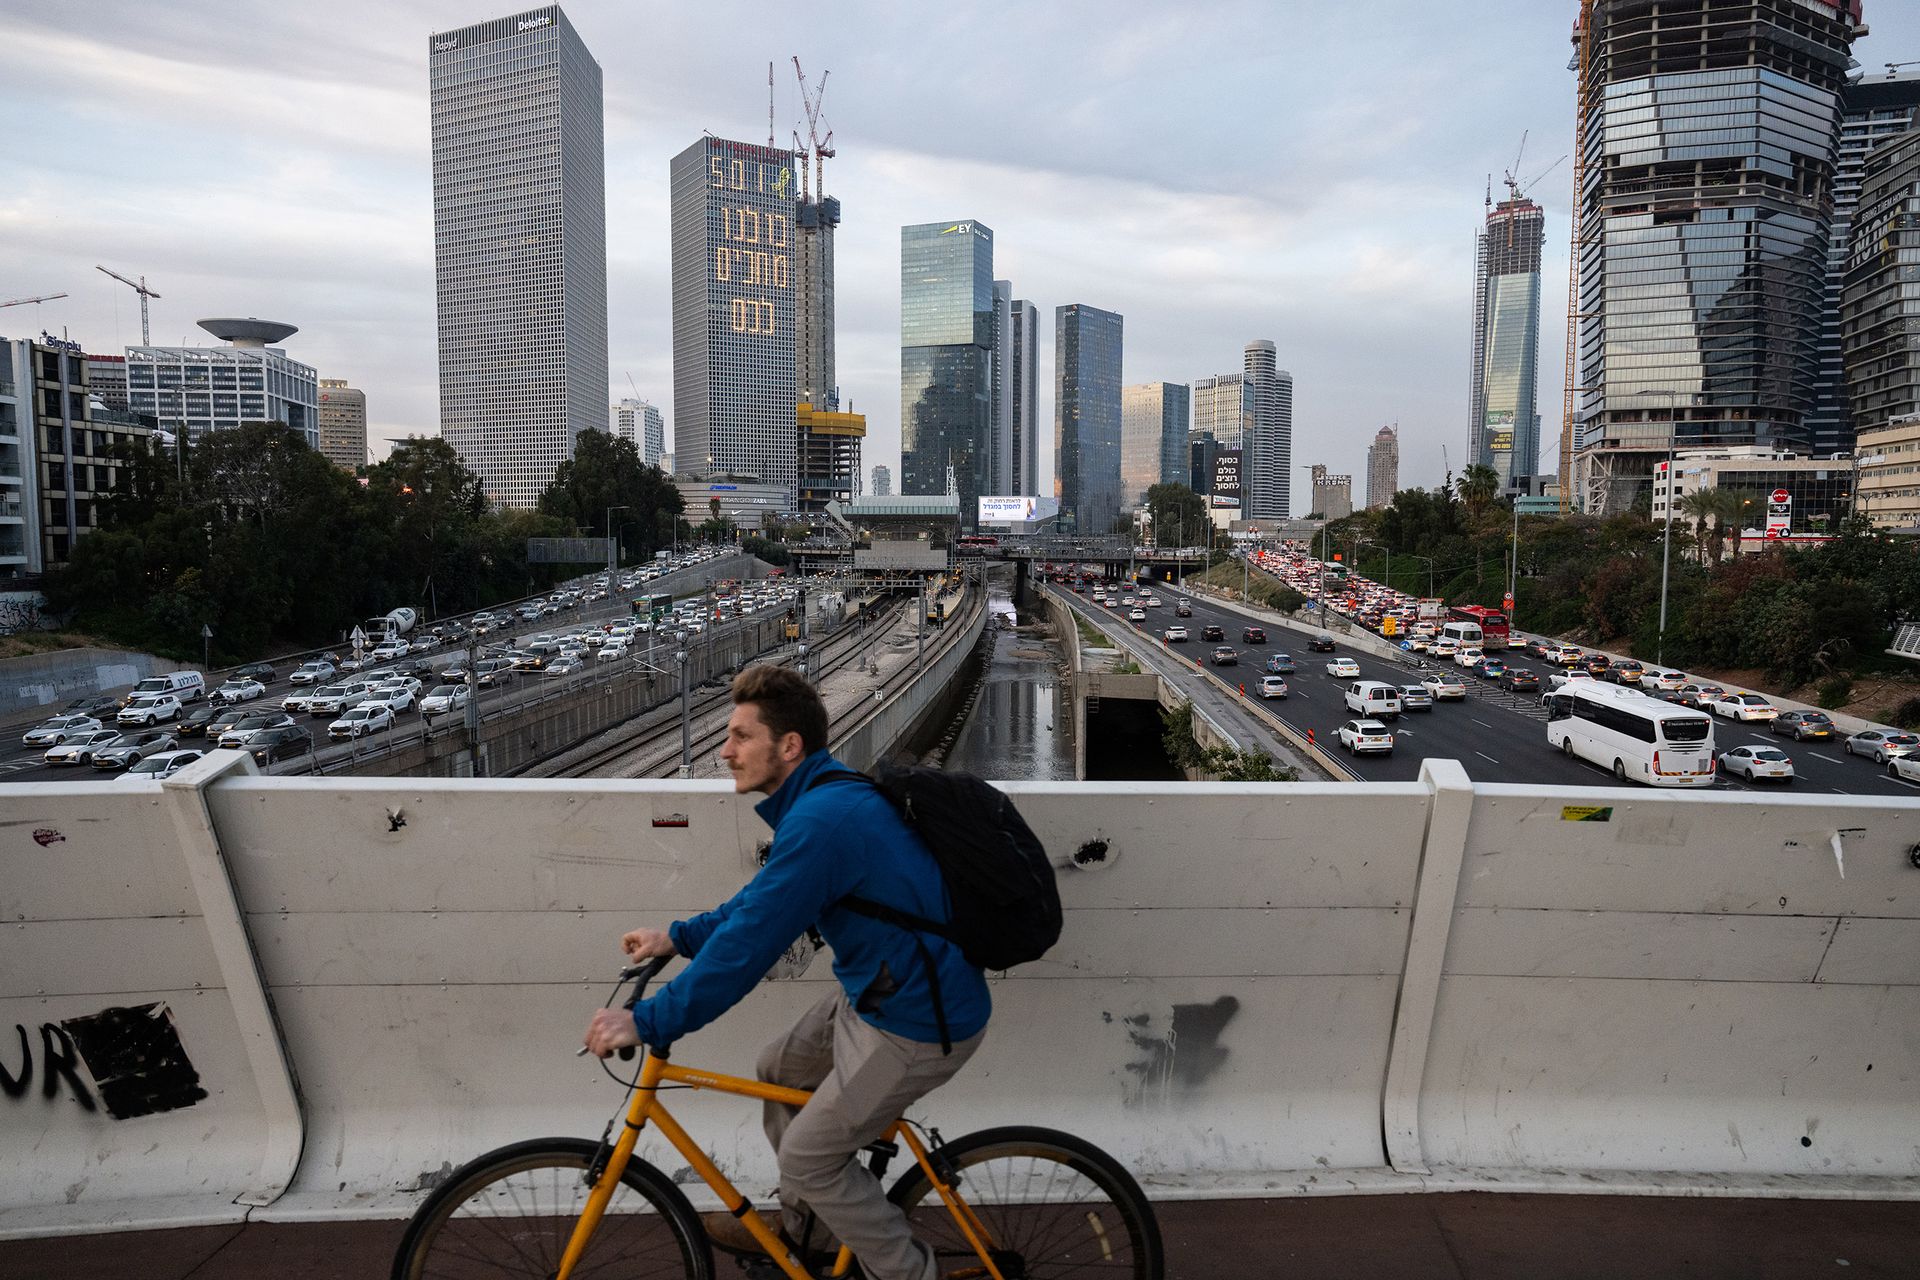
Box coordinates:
[719,702,800,795]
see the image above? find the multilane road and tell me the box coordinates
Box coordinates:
[1087,576,1920,799]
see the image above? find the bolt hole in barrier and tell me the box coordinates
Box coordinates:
[4,759,1919,1234]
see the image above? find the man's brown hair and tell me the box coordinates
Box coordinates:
[731,663,829,754]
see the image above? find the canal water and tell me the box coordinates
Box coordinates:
[941,574,1075,781]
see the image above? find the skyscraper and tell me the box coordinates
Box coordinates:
[1842,127,1920,450]
[1054,304,1124,534]
[318,379,368,471]
[671,136,799,499]
[1243,340,1291,520]
[1469,195,1544,492]
[870,464,891,496]
[795,193,839,410]
[1570,0,1865,514]
[1366,424,1400,509]
[989,280,1015,495]
[1810,70,1920,458]
[1191,374,1250,448]
[900,220,994,514]
[1120,383,1190,511]
[608,398,665,467]
[429,6,607,509]
[1008,298,1040,495]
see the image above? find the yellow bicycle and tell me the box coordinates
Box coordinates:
[392,957,1163,1279]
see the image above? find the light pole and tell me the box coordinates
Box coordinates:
[1654,389,1681,667]
[1403,553,1434,598]
[606,504,629,577]
[676,645,691,778]
[1507,500,1521,632]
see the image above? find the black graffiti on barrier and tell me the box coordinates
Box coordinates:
[1,1003,207,1119]
[0,1023,97,1111]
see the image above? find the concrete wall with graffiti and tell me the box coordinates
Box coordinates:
[0,645,191,719]
[2,755,1917,1238]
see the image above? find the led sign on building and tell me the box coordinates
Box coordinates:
[709,153,793,339]
[1210,448,1242,510]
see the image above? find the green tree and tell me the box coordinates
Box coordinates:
[1455,464,1501,525]
[1144,483,1209,547]
[538,431,684,561]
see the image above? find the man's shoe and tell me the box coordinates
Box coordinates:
[701,1209,782,1257]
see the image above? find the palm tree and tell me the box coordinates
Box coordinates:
[1455,464,1501,523]
[1694,487,1746,563]
[1676,489,1718,562]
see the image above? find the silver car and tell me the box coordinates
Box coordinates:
[91,730,180,770]
[1843,729,1919,763]
[124,749,205,780]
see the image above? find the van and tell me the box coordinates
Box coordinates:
[121,670,205,708]
[1439,621,1483,650]
[1344,679,1403,721]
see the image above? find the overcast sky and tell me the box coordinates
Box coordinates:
[4,1,1916,510]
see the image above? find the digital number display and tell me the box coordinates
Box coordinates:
[710,154,793,340]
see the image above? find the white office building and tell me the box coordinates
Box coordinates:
[609,398,666,468]
[125,319,318,450]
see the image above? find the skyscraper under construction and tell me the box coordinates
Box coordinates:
[1569,0,1867,515]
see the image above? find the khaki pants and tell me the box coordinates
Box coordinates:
[757,989,983,1280]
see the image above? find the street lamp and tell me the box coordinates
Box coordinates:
[676,645,691,778]
[1653,389,1682,667]
[1402,553,1435,598]
[605,504,630,577]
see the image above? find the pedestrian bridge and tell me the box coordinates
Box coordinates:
[2,755,1916,1240]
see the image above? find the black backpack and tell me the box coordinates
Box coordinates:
[807,765,1061,1050]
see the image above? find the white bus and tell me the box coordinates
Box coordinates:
[1546,682,1716,786]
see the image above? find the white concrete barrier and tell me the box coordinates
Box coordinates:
[3,757,1916,1238]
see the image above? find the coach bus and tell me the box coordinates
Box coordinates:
[956,534,1000,557]
[1546,682,1716,787]
[1447,604,1510,650]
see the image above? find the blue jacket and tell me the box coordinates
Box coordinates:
[631,750,992,1048]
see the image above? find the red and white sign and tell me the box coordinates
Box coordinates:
[1770,489,1790,505]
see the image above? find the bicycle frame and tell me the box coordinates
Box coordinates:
[556,1048,1008,1280]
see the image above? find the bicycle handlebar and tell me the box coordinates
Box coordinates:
[576,954,675,1059]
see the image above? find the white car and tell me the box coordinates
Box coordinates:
[359,683,416,714]
[1430,639,1459,658]
[213,677,265,705]
[23,714,103,746]
[419,684,470,717]
[1128,609,1147,622]
[1258,675,1289,700]
[328,705,394,739]
[1719,745,1794,783]
[1454,646,1485,669]
[44,729,125,766]
[288,659,336,685]
[1888,754,1920,783]
[597,641,629,662]
[118,694,184,726]
[1421,673,1467,700]
[545,656,585,677]
[124,749,205,780]
[1325,657,1361,678]
[370,639,411,661]
[1708,693,1778,722]
[1164,625,1189,643]
[1337,718,1395,754]
[306,683,372,716]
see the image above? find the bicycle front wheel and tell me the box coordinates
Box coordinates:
[391,1137,713,1280]
[887,1125,1163,1279]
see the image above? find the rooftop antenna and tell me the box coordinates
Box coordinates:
[768,61,775,148]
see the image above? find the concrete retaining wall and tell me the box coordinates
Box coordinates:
[834,587,987,771]
[3,757,1917,1238]
[0,647,191,719]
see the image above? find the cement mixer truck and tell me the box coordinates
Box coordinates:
[362,608,418,642]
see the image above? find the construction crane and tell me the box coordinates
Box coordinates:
[1561,0,1596,515]
[792,57,834,201]
[0,293,68,309]
[95,265,160,345]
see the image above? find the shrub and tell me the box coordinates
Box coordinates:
[1883,697,1920,731]
[1815,676,1853,710]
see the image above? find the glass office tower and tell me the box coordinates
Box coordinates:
[1470,197,1544,492]
[1055,304,1124,534]
[1572,0,1865,514]
[1243,339,1291,519]
[900,220,994,513]
[1120,382,1190,511]
[429,6,607,509]
[1008,298,1040,496]
[670,136,799,498]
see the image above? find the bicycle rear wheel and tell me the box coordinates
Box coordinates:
[887,1125,1163,1279]
[391,1137,713,1279]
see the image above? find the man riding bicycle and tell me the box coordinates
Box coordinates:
[584,663,989,1280]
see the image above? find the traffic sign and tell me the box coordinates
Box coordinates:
[1770,489,1790,505]
[1503,592,1515,613]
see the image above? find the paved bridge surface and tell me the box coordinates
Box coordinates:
[5,1193,1912,1278]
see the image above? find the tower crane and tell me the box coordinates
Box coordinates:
[0,293,68,309]
[792,57,834,201]
[94,265,160,345]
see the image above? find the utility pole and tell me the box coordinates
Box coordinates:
[606,504,629,578]
[917,577,926,667]
[1655,389,1680,667]
[676,644,692,778]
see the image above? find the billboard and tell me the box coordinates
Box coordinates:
[978,495,1059,525]
[1210,448,1242,510]
[1484,409,1515,456]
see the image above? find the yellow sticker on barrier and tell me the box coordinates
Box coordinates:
[1560,805,1613,822]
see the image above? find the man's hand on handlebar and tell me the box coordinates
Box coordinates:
[620,927,677,963]
[583,1008,641,1059]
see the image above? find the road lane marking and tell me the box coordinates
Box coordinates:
[1475,751,1501,763]
[1810,753,1845,765]
[1472,719,1494,728]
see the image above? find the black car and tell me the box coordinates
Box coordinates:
[248,725,314,766]
[1201,624,1225,642]
[63,694,124,720]
[397,658,437,681]
[1308,634,1337,652]
[204,706,253,739]
[1241,627,1266,645]
[175,705,222,738]
[1209,646,1238,666]
[233,662,277,683]
[1503,667,1541,693]
[1771,710,1836,740]
[1523,637,1551,659]
[1174,603,1192,618]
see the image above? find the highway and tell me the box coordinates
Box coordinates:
[1081,574,1920,799]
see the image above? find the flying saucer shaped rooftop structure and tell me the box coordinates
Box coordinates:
[198,318,298,348]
